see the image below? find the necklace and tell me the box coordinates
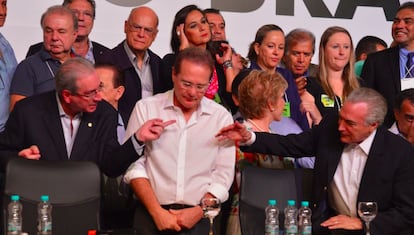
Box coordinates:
[247,119,271,132]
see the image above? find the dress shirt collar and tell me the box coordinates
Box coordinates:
[56,93,83,119]
[123,40,150,67]
[165,90,215,117]
[348,128,377,156]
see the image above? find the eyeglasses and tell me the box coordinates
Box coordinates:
[74,84,102,100]
[127,22,156,36]
[179,80,210,92]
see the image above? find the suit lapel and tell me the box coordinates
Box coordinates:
[390,47,402,92]
[357,128,385,201]
[43,94,68,160]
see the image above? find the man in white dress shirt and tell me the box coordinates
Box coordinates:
[123,47,235,235]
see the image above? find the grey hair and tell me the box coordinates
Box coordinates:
[55,57,95,95]
[346,87,387,125]
[41,5,78,31]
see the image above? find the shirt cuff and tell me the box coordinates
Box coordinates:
[207,183,229,202]
[239,131,256,146]
[131,134,145,156]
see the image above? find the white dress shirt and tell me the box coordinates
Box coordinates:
[124,90,235,205]
[333,129,376,217]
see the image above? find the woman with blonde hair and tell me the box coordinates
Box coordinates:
[306,26,361,116]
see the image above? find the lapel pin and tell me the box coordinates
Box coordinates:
[88,122,93,128]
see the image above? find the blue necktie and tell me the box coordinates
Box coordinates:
[406,52,414,78]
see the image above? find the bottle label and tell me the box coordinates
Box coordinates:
[301,225,312,235]
[7,222,21,232]
[285,225,298,234]
[265,224,279,235]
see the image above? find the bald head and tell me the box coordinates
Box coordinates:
[124,6,159,55]
[128,6,158,27]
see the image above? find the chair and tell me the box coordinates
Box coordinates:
[238,165,313,235]
[2,158,101,235]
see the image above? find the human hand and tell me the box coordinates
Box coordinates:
[300,100,322,125]
[215,42,232,65]
[295,76,307,96]
[152,207,181,231]
[135,119,176,142]
[169,206,203,229]
[176,24,189,51]
[18,145,41,160]
[320,214,363,230]
[215,121,251,143]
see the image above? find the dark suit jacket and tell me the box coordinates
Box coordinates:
[242,113,414,235]
[100,41,167,122]
[0,91,139,177]
[360,47,400,127]
[26,41,110,63]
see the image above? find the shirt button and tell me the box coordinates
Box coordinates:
[323,186,327,191]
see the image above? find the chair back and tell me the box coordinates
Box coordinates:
[239,165,313,235]
[3,158,101,235]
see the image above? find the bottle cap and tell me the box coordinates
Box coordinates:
[287,200,296,206]
[11,195,19,201]
[268,199,277,206]
[40,195,49,201]
[301,201,309,207]
[87,230,97,235]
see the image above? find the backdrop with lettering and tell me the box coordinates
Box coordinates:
[3,0,407,62]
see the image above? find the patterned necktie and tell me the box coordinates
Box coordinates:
[406,52,414,78]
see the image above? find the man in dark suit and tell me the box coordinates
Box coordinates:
[26,0,109,63]
[0,57,139,178]
[361,2,414,127]
[217,87,414,235]
[100,6,167,122]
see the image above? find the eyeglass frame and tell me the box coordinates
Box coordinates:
[127,22,157,36]
[179,79,210,93]
[72,83,103,100]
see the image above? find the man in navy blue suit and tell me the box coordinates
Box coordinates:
[217,88,414,235]
[0,57,139,177]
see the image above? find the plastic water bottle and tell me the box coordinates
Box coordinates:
[298,201,312,235]
[265,199,279,235]
[284,200,298,235]
[7,195,23,235]
[37,195,52,235]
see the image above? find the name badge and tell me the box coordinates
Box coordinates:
[321,94,334,108]
[283,102,291,117]
[401,77,414,91]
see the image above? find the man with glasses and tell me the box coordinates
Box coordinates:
[123,48,235,235]
[26,0,109,63]
[0,57,140,179]
[101,6,167,124]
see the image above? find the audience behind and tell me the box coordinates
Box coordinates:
[163,4,238,114]
[100,6,166,123]
[247,24,311,131]
[354,35,387,77]
[9,5,78,111]
[390,88,414,145]
[26,0,109,63]
[306,26,360,117]
[361,2,414,127]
